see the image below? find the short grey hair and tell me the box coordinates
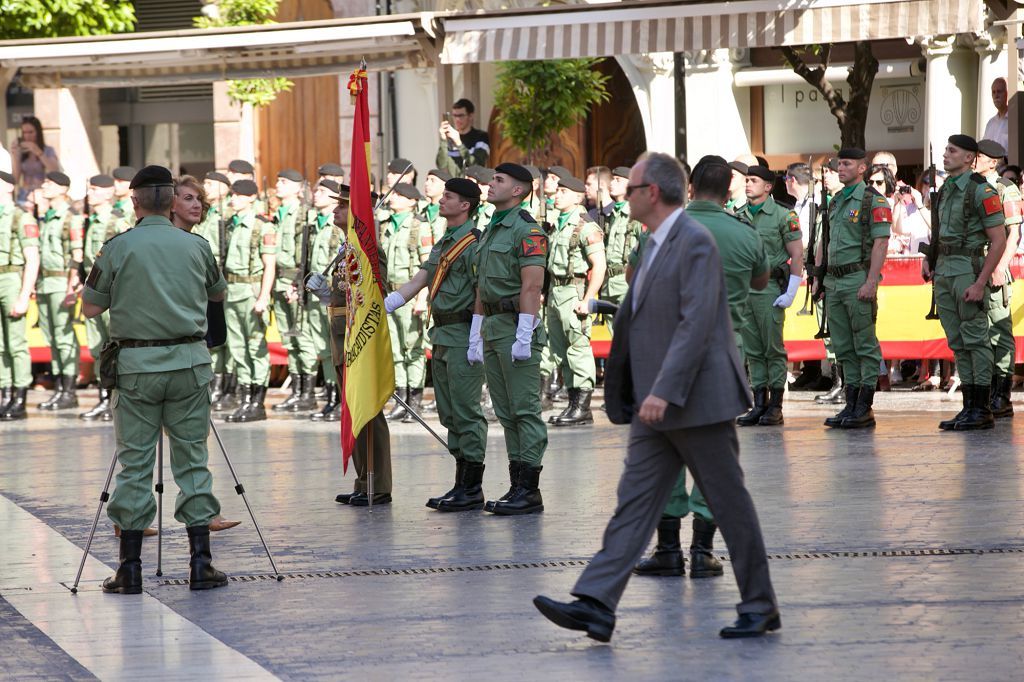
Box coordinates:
[639,152,686,206]
[133,186,174,212]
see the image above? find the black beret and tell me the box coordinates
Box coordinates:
[427,168,453,182]
[544,165,571,179]
[612,166,632,179]
[46,171,71,187]
[445,177,481,200]
[826,158,840,172]
[694,155,730,172]
[728,161,748,175]
[494,162,533,184]
[231,179,259,196]
[388,158,414,174]
[319,179,343,196]
[228,159,255,174]
[557,175,586,193]
[948,134,978,153]
[745,165,775,182]
[977,139,1006,159]
[0,170,15,185]
[524,165,542,181]
[837,148,866,160]
[205,171,230,186]
[318,163,345,176]
[277,169,304,183]
[129,165,174,190]
[392,182,422,201]
[89,174,114,188]
[112,166,136,181]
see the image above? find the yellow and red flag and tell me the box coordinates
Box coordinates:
[339,66,395,471]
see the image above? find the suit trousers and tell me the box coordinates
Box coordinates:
[572,419,776,616]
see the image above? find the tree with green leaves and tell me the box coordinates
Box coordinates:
[494,59,611,163]
[780,42,880,150]
[0,0,135,39]
[194,0,293,107]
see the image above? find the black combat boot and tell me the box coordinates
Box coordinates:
[757,386,785,426]
[402,387,423,423]
[841,385,876,429]
[235,385,267,422]
[814,364,844,404]
[554,389,594,426]
[272,373,302,412]
[689,517,725,578]
[212,374,240,411]
[52,375,78,409]
[102,529,144,594]
[225,384,253,422]
[290,374,318,412]
[79,388,112,421]
[186,525,228,590]
[939,387,971,431]
[208,373,225,404]
[953,385,995,431]
[427,459,464,509]
[633,517,685,577]
[990,375,1014,419]
[547,372,563,403]
[37,377,63,411]
[437,461,486,512]
[736,387,768,426]
[310,384,338,421]
[0,387,10,414]
[489,464,543,515]
[484,460,523,512]
[824,385,859,428]
[386,387,409,421]
[323,396,342,422]
[0,388,28,421]
[548,390,574,424]
[539,373,554,411]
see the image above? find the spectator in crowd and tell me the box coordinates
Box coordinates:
[784,162,814,251]
[1000,164,1022,190]
[436,98,490,176]
[982,77,1009,150]
[9,116,61,204]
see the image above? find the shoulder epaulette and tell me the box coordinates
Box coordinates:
[728,212,755,229]
[968,172,988,186]
[998,177,1015,188]
[111,207,125,219]
[518,209,537,224]
[101,230,129,247]
[471,228,482,239]
[775,199,795,210]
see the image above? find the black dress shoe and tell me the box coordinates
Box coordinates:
[348,492,392,507]
[335,491,358,504]
[533,595,615,642]
[719,610,781,638]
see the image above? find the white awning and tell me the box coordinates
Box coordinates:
[439,0,986,64]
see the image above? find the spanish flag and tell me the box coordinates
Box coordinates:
[340,66,395,471]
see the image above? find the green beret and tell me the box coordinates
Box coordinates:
[205,171,230,186]
[46,171,71,187]
[977,139,1006,159]
[388,158,414,174]
[112,166,136,182]
[557,175,586,193]
[319,179,342,196]
[231,179,259,196]
[428,168,453,182]
[228,159,254,174]
[89,174,114,188]
[612,166,631,179]
[392,182,422,201]
[277,169,304,183]
[318,163,345,177]
[464,166,494,184]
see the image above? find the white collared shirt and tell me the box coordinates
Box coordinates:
[632,206,683,302]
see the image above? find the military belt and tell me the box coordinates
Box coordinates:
[116,335,204,349]
[826,262,867,278]
[937,244,986,258]
[328,306,348,319]
[606,264,626,277]
[482,297,521,316]
[432,309,473,327]
[225,273,260,284]
[0,264,22,274]
[278,268,299,280]
[41,269,68,278]
[551,275,586,287]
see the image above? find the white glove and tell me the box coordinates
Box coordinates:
[773,274,803,309]
[467,314,484,365]
[384,291,406,314]
[512,313,536,361]
[306,272,332,305]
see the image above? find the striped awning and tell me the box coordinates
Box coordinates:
[439,0,986,64]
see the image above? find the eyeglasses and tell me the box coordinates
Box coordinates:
[625,183,651,197]
[869,180,887,187]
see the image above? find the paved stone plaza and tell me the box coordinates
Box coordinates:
[1,388,1023,680]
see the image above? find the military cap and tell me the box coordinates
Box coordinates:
[494,162,533,184]
[129,165,174,189]
[318,163,345,176]
[837,148,867,160]
[745,165,775,182]
[388,158,415,174]
[392,182,422,201]
[228,159,255,174]
[464,165,495,184]
[825,157,840,172]
[524,165,542,181]
[427,168,453,182]
[277,168,304,183]
[319,179,343,196]
[948,134,978,153]
[612,166,632,179]
[46,171,71,187]
[112,166,136,182]
[544,165,571,179]
[205,171,230,186]
[445,177,482,201]
[0,170,15,185]
[231,179,259,196]
[977,139,1006,159]
[728,161,749,175]
[89,174,114,188]
[557,175,586,193]
[694,155,730,173]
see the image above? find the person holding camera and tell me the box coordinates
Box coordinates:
[9,116,60,205]
[436,98,490,177]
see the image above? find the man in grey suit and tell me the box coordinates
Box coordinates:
[533,152,780,640]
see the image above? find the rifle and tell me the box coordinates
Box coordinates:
[217,193,228,270]
[925,144,941,320]
[798,155,816,315]
[280,183,313,339]
[813,164,831,339]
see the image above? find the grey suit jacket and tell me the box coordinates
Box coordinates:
[604,209,751,431]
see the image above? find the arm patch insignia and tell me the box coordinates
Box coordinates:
[23,223,39,239]
[983,194,1003,216]
[70,225,84,241]
[587,230,603,245]
[786,213,800,232]
[1004,200,1024,219]
[872,206,892,224]
[85,265,101,288]
[262,232,277,246]
[522,234,547,257]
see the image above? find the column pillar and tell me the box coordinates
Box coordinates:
[680,48,751,164]
[617,52,675,154]
[921,35,978,168]
[212,81,255,170]
[33,87,101,200]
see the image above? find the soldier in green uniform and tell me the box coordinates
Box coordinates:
[464,166,496,231]
[36,171,83,410]
[546,174,606,427]
[469,163,548,515]
[317,163,345,185]
[222,179,278,423]
[84,165,228,594]
[600,166,643,307]
[735,165,804,427]
[975,139,1022,417]
[0,171,40,421]
[421,168,450,242]
[380,182,432,421]
[924,134,1007,431]
[538,166,571,404]
[375,158,416,226]
[811,148,891,430]
[633,155,770,579]
[111,167,137,228]
[387,178,487,510]
[726,160,748,214]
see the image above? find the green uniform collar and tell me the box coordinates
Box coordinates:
[491,207,516,225]
[391,211,411,228]
[686,199,728,214]
[134,215,176,229]
[746,199,766,216]
[614,200,627,212]
[316,211,332,229]
[839,182,861,202]
[947,170,972,191]
[442,218,476,240]
[424,202,440,222]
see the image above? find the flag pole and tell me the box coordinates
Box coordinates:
[366,425,374,511]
